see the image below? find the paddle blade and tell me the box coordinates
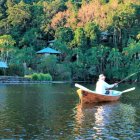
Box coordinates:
[121,87,135,94]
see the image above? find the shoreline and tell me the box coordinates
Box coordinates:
[0,76,139,84]
[0,80,92,84]
[0,80,139,84]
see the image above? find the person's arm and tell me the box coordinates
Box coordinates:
[104,81,115,89]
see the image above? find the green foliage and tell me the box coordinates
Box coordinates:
[106,48,123,79]
[0,35,16,49]
[20,28,39,46]
[0,0,139,81]
[26,73,52,81]
[31,73,38,80]
[73,27,87,49]
[0,34,16,62]
[84,22,100,46]
[70,62,85,80]
[37,73,52,81]
[7,1,31,26]
[55,63,71,80]
[30,2,44,27]
[37,55,58,78]
[44,73,53,81]
[10,46,36,66]
[52,40,68,54]
[113,3,136,28]
[7,63,24,76]
[85,45,110,75]
[122,39,140,79]
[55,27,74,43]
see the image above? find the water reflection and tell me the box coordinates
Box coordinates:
[0,83,140,139]
[0,84,77,139]
[74,102,136,139]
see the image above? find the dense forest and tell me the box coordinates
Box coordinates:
[0,0,140,81]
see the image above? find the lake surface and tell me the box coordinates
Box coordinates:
[0,83,140,139]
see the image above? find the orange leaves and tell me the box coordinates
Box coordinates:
[51,2,77,29]
[77,4,95,27]
[51,0,139,30]
[77,1,111,29]
[51,11,67,29]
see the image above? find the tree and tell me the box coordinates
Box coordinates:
[37,55,58,78]
[109,0,139,49]
[9,46,36,76]
[73,27,87,50]
[2,0,32,45]
[65,1,78,29]
[6,0,31,26]
[0,0,6,19]
[106,48,122,79]
[40,0,66,34]
[122,39,140,80]
[51,11,67,29]
[0,35,16,62]
[19,28,40,48]
[55,27,74,43]
[84,22,100,47]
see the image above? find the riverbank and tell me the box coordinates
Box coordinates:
[0,76,77,84]
[0,76,70,84]
[0,76,138,84]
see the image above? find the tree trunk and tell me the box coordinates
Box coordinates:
[113,28,117,48]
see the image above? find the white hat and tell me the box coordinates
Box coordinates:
[99,74,105,79]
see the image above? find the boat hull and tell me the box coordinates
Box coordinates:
[77,89,121,104]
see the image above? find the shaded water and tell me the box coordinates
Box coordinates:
[0,83,140,139]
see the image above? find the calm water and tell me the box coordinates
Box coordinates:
[0,83,140,140]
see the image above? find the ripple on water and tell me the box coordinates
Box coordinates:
[73,101,138,139]
[0,83,140,139]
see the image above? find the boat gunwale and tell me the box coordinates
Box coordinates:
[80,89,122,97]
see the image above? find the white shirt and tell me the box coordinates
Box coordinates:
[96,79,115,94]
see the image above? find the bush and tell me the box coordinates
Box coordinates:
[38,73,44,81]
[44,73,52,81]
[7,64,24,76]
[32,73,38,80]
[25,73,52,81]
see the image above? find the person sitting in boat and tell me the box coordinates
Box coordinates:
[96,74,118,95]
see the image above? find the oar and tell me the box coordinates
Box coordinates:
[121,87,135,94]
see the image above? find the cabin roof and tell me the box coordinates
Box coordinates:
[0,61,8,68]
[36,47,61,54]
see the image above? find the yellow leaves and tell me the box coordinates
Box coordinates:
[137,34,140,40]
[41,1,50,13]
[0,35,15,51]
[7,1,31,26]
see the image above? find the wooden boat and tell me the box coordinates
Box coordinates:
[75,83,135,104]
